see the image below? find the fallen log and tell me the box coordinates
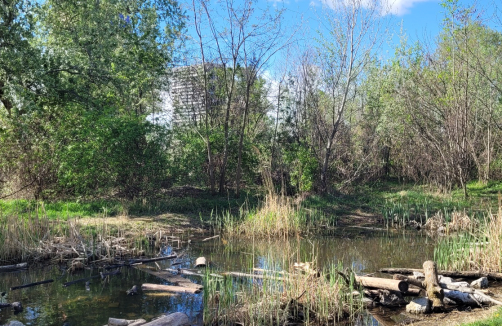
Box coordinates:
[141,283,201,294]
[10,279,53,291]
[143,292,180,297]
[423,261,444,312]
[380,267,502,281]
[405,286,424,296]
[0,303,11,308]
[135,267,203,290]
[355,276,408,292]
[108,318,147,326]
[128,254,177,265]
[393,274,425,289]
[142,312,190,326]
[222,272,284,281]
[164,268,223,279]
[443,289,502,306]
[0,263,28,272]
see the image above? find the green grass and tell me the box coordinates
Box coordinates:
[0,190,262,220]
[304,180,502,227]
[2,180,501,228]
[461,308,502,325]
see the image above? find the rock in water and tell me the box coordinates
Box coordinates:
[12,302,23,313]
[471,277,489,289]
[5,321,25,326]
[406,298,432,314]
[126,285,138,295]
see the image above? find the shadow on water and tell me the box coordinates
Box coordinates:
[0,228,434,326]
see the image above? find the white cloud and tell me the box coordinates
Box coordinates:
[386,0,435,15]
[319,0,436,16]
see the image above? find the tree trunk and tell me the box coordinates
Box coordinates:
[355,275,408,292]
[423,260,444,312]
[235,82,251,198]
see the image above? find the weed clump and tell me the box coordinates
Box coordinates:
[204,263,362,326]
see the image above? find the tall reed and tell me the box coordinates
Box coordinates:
[203,263,362,326]
[435,203,502,272]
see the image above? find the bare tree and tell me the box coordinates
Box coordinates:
[315,0,386,192]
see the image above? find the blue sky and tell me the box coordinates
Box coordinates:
[258,0,499,59]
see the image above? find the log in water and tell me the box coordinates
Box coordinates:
[355,275,409,292]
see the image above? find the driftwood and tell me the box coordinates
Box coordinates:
[393,274,426,289]
[141,283,201,294]
[380,267,502,281]
[143,292,180,297]
[222,272,284,281]
[405,286,424,296]
[443,289,502,306]
[10,279,53,291]
[423,261,444,312]
[195,257,206,267]
[201,235,220,242]
[135,267,203,290]
[164,268,223,279]
[395,272,502,306]
[142,312,190,326]
[128,254,177,265]
[0,263,28,272]
[108,317,146,326]
[355,275,408,292]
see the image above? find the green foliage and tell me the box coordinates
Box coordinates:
[0,0,184,199]
[285,144,318,192]
[460,309,502,325]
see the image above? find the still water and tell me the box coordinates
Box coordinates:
[0,228,434,326]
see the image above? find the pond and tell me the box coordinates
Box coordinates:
[0,228,435,326]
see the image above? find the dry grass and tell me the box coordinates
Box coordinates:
[0,211,187,265]
[424,210,478,233]
[204,263,362,326]
[471,206,502,272]
[231,193,303,238]
[435,203,502,272]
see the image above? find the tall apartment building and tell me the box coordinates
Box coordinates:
[165,64,222,126]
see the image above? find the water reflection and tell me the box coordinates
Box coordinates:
[0,228,433,325]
